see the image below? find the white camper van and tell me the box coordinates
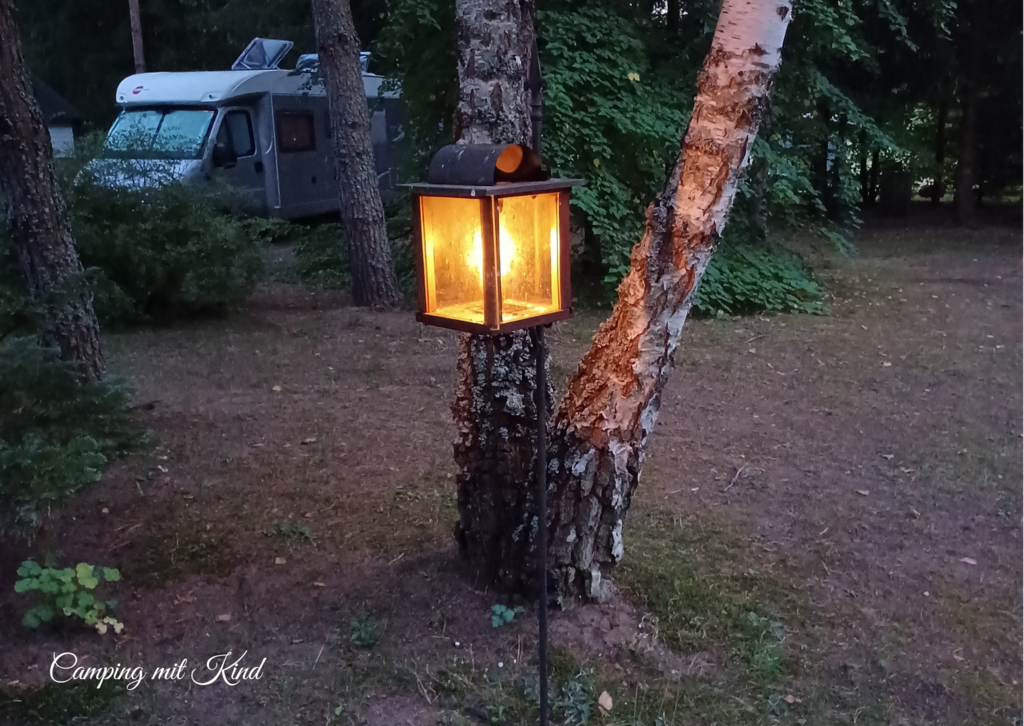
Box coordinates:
[87,38,401,219]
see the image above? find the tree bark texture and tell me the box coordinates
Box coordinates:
[932,100,946,205]
[128,0,146,74]
[953,0,980,225]
[311,0,401,307]
[543,0,793,602]
[0,0,104,379]
[450,0,548,589]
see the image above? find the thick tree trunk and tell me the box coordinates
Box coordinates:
[543,0,792,602]
[0,0,104,380]
[128,0,146,74]
[311,0,400,307]
[450,0,547,588]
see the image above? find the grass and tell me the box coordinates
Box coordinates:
[0,682,124,726]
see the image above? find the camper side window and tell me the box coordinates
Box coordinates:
[277,112,316,153]
[221,111,255,157]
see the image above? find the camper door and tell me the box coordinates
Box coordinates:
[210,106,266,214]
[271,95,338,219]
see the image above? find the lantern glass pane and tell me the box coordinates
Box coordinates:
[496,193,561,323]
[419,196,487,324]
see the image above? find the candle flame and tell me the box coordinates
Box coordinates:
[467,227,516,277]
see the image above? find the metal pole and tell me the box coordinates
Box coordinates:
[532,325,549,726]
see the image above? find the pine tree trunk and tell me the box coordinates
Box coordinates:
[932,100,947,205]
[0,0,104,380]
[311,0,401,307]
[450,0,548,589]
[544,0,792,602]
[128,0,146,74]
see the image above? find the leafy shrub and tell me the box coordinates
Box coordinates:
[64,179,265,323]
[693,244,825,317]
[15,560,123,634]
[291,198,416,297]
[350,612,384,648]
[0,337,145,537]
[490,603,524,628]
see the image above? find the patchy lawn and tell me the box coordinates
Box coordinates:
[1,216,1020,726]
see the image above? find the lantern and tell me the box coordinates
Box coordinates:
[408,144,583,334]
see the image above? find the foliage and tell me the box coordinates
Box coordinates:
[15,560,123,634]
[0,338,145,538]
[692,244,825,317]
[290,198,416,297]
[540,7,688,287]
[489,603,524,628]
[63,175,265,324]
[350,612,384,648]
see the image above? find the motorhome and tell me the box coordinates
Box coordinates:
[87,38,401,219]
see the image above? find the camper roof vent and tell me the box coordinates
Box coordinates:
[232,38,294,71]
[293,52,371,74]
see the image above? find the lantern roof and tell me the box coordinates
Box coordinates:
[406,144,584,197]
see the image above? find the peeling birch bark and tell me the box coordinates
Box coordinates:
[544,0,793,602]
[0,0,104,379]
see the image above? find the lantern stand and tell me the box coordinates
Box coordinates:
[407,142,582,726]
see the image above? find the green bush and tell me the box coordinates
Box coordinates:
[693,244,825,317]
[64,179,265,323]
[0,337,145,537]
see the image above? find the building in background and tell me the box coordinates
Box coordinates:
[32,77,81,157]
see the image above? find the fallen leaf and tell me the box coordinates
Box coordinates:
[882,361,892,367]
[953,654,965,662]
[910,508,921,519]
[783,694,802,704]
[959,557,977,566]
[313,582,325,587]
[101,508,109,514]
[275,557,287,565]
[301,437,317,445]
[217,613,232,622]
[881,454,894,460]
[598,691,613,713]
[856,490,870,496]
[272,385,282,392]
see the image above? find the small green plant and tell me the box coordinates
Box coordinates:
[15,561,123,634]
[554,669,598,724]
[743,612,786,679]
[263,521,312,541]
[490,604,524,628]
[350,612,384,648]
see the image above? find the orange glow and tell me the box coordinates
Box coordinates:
[419,192,561,328]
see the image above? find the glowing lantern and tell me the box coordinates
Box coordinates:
[409,144,582,334]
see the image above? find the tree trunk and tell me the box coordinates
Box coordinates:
[667,0,680,37]
[868,149,880,204]
[544,0,792,602]
[932,100,947,205]
[954,0,981,224]
[0,0,104,380]
[747,114,773,245]
[311,0,401,307]
[128,0,146,74]
[450,0,547,589]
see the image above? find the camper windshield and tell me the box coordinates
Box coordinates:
[103,109,215,160]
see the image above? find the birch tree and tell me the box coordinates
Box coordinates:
[0,0,104,379]
[449,0,549,580]
[453,0,794,603]
[311,0,401,307]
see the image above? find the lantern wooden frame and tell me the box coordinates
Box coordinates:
[411,181,577,334]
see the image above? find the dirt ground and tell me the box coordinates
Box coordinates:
[0,213,1021,726]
